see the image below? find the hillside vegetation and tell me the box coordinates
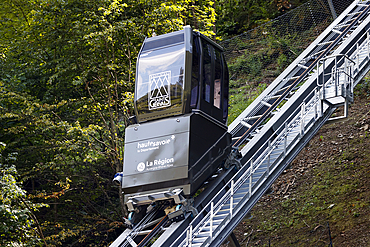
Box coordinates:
[227,80,370,246]
[222,2,370,244]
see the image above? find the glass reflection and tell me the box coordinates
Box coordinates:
[136,44,185,116]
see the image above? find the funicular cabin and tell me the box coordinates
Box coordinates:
[120,26,231,209]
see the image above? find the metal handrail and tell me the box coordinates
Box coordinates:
[174,28,365,247]
[172,3,370,246]
[177,87,319,246]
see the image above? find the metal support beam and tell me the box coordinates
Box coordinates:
[225,232,241,247]
[327,0,337,19]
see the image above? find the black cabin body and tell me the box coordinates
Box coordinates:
[122,26,231,202]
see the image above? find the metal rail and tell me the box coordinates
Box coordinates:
[111,1,370,246]
[228,0,370,146]
[169,1,370,246]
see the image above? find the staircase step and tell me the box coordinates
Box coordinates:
[192,236,208,243]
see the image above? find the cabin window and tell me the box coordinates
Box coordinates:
[214,49,222,109]
[191,37,201,108]
[202,42,212,103]
[135,43,185,116]
[222,56,229,122]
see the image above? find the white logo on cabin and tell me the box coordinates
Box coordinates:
[137,162,146,172]
[148,71,171,110]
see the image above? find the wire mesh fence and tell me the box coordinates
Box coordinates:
[221,0,353,83]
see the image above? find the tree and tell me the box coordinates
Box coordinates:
[215,0,309,36]
[0,142,47,246]
[0,0,217,245]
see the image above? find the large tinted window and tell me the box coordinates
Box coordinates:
[190,37,201,108]
[135,44,185,116]
[214,49,222,109]
[223,55,229,122]
[202,42,212,103]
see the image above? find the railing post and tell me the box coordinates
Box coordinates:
[345,57,348,87]
[314,88,318,120]
[230,180,234,218]
[267,140,271,175]
[300,103,305,137]
[357,43,360,71]
[317,61,320,86]
[189,225,192,247]
[323,60,326,91]
[249,160,253,196]
[284,122,287,156]
[344,93,349,118]
[186,228,189,245]
[210,202,213,239]
[367,31,370,57]
[335,56,338,97]
[349,63,353,93]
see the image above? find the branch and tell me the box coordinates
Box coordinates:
[11,0,51,61]
[86,79,110,132]
[92,172,121,217]
[19,197,48,247]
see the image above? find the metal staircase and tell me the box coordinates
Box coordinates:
[168,0,370,246]
[110,1,370,246]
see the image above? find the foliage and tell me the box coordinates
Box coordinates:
[0,0,218,246]
[228,53,264,79]
[215,0,309,37]
[0,142,47,246]
[228,81,267,123]
[355,76,370,98]
[227,31,300,86]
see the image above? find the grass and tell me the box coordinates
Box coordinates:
[228,80,267,124]
[233,93,370,246]
[224,20,370,245]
